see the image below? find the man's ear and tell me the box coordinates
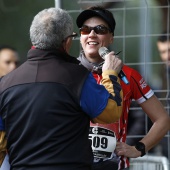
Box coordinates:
[63,37,72,53]
[80,36,82,44]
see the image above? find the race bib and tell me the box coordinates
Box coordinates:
[89,126,117,159]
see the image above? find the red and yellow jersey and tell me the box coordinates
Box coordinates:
[90,65,154,169]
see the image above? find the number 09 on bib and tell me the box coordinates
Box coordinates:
[89,126,117,159]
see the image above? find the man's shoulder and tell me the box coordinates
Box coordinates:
[0,62,27,93]
[64,57,90,75]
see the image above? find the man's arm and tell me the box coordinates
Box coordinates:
[0,131,7,166]
[92,70,123,124]
[116,95,170,158]
[80,52,123,124]
[0,79,6,166]
[0,116,6,166]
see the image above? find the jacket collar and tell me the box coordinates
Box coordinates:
[27,48,79,64]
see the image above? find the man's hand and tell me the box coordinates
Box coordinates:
[102,51,123,74]
[115,142,141,158]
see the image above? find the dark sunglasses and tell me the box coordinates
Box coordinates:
[80,25,111,35]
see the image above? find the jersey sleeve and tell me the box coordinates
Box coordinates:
[80,73,110,118]
[130,69,154,104]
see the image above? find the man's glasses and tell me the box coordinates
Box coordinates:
[80,25,111,35]
[67,32,78,40]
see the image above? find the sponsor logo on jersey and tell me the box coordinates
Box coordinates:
[139,78,147,89]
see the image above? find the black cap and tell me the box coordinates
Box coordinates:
[76,9,116,34]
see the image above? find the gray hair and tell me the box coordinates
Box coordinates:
[30,8,73,50]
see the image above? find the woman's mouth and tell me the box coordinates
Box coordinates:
[87,41,99,45]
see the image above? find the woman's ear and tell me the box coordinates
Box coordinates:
[110,36,114,44]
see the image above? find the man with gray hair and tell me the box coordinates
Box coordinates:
[0,8,123,170]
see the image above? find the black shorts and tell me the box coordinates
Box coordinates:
[92,160,118,170]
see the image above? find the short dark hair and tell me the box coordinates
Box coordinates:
[0,45,17,52]
[157,31,170,42]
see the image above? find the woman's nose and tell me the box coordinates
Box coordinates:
[88,30,97,37]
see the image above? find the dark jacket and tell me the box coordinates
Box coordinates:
[0,48,92,170]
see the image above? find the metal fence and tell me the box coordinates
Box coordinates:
[57,0,170,167]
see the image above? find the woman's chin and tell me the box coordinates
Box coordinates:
[87,53,99,59]
[85,50,98,57]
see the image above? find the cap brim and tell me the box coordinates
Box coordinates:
[76,10,106,28]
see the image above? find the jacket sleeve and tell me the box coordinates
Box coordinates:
[92,70,123,123]
[80,72,123,124]
[0,116,6,166]
[0,131,7,166]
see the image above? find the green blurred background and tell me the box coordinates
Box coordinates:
[0,0,169,89]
